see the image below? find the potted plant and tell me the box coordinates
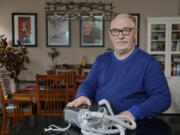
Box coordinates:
[0,35,30,82]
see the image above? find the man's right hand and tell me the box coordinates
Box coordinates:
[66,96,91,107]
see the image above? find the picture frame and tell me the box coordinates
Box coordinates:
[80,15,104,47]
[46,15,71,47]
[12,13,37,47]
[130,13,140,47]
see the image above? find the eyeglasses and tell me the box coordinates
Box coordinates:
[109,28,134,36]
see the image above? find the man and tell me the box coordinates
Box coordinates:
[67,14,171,120]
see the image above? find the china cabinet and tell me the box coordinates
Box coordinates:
[147,17,180,113]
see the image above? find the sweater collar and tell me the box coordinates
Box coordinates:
[112,48,139,62]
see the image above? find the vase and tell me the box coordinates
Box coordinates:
[10,78,16,93]
[49,58,57,70]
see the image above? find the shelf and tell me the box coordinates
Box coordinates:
[172,30,180,32]
[172,39,180,41]
[151,39,166,42]
[151,30,166,32]
[150,52,166,54]
[171,51,180,53]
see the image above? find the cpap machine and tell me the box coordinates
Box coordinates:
[44,99,137,135]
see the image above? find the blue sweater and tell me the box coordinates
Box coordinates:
[77,48,171,120]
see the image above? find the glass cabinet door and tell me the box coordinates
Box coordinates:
[171,54,180,76]
[171,24,180,76]
[151,24,166,52]
[148,17,180,78]
[171,24,180,52]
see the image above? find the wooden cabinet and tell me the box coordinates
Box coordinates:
[147,17,180,113]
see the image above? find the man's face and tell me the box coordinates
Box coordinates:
[83,21,93,36]
[109,17,137,54]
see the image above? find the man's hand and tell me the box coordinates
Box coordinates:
[66,96,91,107]
[119,111,135,122]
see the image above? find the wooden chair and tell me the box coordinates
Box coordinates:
[0,85,33,135]
[55,69,77,101]
[36,74,76,116]
[55,68,77,87]
[0,69,32,134]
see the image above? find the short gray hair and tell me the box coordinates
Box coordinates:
[111,13,136,28]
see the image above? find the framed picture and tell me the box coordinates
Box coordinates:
[80,15,104,47]
[12,13,37,47]
[46,15,71,47]
[130,13,140,47]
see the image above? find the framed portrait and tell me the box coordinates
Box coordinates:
[130,13,140,47]
[80,15,104,47]
[46,15,71,47]
[12,13,37,47]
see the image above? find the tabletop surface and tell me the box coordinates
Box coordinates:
[7,115,180,135]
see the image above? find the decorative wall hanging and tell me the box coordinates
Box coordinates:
[12,13,37,47]
[45,0,115,21]
[46,15,71,47]
[80,15,104,47]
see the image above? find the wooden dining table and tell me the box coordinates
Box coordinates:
[7,115,180,135]
[11,90,36,102]
[9,81,79,112]
[11,87,76,103]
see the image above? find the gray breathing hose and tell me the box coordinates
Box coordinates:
[44,99,137,135]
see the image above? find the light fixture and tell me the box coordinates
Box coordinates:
[45,0,116,21]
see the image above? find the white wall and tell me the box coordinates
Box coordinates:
[0,0,179,80]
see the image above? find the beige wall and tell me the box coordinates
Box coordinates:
[0,0,179,80]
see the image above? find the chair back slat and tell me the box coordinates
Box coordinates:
[55,69,77,87]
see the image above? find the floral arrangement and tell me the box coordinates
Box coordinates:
[0,35,30,81]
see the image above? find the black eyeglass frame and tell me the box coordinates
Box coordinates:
[109,28,135,36]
